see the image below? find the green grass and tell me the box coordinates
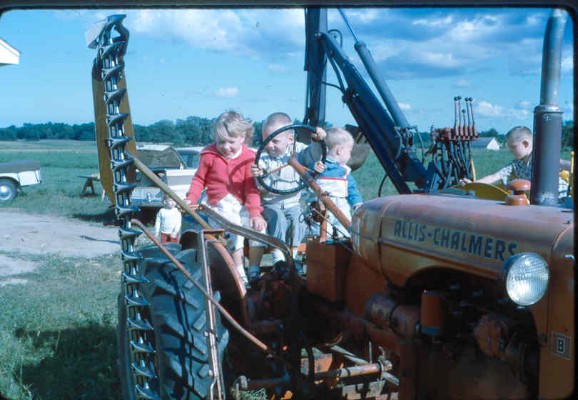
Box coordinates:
[352,147,573,201]
[351,148,516,200]
[0,253,121,400]
[1,140,120,399]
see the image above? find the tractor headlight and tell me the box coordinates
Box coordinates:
[500,253,549,306]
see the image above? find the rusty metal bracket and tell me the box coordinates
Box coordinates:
[197,229,225,399]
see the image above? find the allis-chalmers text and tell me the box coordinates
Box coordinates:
[393,220,518,261]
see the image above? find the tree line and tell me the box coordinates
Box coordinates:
[0,117,264,147]
[0,118,573,149]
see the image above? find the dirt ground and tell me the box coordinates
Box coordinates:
[0,209,120,286]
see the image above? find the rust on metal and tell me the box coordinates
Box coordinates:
[305,240,351,302]
[420,290,445,337]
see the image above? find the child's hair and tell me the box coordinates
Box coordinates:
[325,127,354,149]
[505,126,532,144]
[263,112,292,135]
[214,111,254,144]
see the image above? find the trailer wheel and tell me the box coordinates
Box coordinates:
[0,179,17,202]
[118,246,230,400]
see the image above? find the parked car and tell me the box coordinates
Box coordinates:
[0,160,42,202]
[175,146,204,169]
[130,145,202,218]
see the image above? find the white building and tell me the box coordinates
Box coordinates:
[471,137,501,151]
[0,38,19,66]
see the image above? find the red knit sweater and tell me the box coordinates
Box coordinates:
[186,143,263,217]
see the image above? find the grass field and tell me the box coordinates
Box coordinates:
[0,139,571,399]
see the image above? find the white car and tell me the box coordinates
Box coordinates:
[130,145,203,212]
[0,160,42,202]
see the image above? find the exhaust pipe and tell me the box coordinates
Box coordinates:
[531,9,567,206]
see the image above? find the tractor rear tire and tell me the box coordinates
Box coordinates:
[118,246,230,400]
[0,179,17,202]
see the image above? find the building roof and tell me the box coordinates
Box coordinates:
[0,38,20,66]
[471,137,500,148]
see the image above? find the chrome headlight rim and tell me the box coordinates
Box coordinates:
[499,253,550,307]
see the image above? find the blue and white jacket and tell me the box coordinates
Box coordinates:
[314,158,363,208]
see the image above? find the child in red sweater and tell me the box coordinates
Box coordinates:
[185,111,267,286]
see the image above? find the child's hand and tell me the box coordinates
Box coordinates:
[251,163,263,178]
[184,199,199,211]
[311,127,327,142]
[250,215,267,231]
[313,161,326,174]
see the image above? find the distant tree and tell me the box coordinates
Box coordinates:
[51,123,73,139]
[478,128,499,138]
[417,131,432,146]
[19,123,40,140]
[144,120,179,144]
[72,123,96,141]
[0,126,18,140]
[562,120,573,149]
[252,121,263,147]
[176,116,214,145]
[134,124,151,142]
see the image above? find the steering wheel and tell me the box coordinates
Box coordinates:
[255,124,327,195]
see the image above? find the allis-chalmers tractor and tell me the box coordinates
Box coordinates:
[84,5,574,400]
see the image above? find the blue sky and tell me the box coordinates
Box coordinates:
[0,7,573,135]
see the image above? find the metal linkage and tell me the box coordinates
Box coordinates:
[426,96,477,188]
[89,15,158,399]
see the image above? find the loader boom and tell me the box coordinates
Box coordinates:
[304,8,484,193]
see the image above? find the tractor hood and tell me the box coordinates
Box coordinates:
[351,194,574,286]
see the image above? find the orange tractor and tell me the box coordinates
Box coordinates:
[84,4,574,400]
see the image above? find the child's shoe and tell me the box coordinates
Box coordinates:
[247,265,261,285]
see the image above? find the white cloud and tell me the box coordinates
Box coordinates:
[413,15,454,28]
[128,9,242,51]
[562,100,574,116]
[398,102,412,110]
[55,9,92,20]
[517,100,532,109]
[369,13,510,72]
[342,9,382,24]
[124,9,304,58]
[561,55,573,74]
[525,13,544,27]
[476,100,529,119]
[420,51,462,68]
[454,79,472,88]
[267,63,288,73]
[367,42,403,62]
[214,87,239,98]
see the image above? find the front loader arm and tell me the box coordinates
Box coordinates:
[304,8,429,194]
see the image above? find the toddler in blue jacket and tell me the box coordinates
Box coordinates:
[313,127,363,237]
